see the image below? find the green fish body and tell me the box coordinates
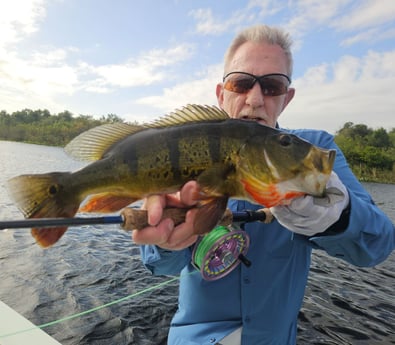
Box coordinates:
[7,104,335,247]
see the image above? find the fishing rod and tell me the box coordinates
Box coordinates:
[0,208,272,231]
[0,207,273,281]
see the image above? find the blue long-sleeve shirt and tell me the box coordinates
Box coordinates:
[140,129,395,345]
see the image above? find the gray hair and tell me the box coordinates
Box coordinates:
[224,24,293,77]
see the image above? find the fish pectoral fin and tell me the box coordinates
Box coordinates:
[241,175,304,207]
[196,163,237,197]
[79,193,137,213]
[193,196,228,235]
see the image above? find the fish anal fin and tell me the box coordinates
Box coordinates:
[193,197,228,235]
[29,206,79,247]
[32,227,68,248]
[79,193,136,213]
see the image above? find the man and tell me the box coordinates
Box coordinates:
[131,25,394,345]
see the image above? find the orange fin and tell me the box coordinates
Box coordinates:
[29,207,79,248]
[241,178,304,207]
[79,193,136,213]
[32,227,68,248]
[193,196,228,235]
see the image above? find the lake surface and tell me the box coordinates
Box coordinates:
[0,140,394,344]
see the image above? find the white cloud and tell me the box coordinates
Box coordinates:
[333,0,395,31]
[189,0,282,36]
[341,27,395,46]
[0,0,46,49]
[189,7,253,35]
[294,64,329,87]
[282,49,395,133]
[0,46,79,111]
[284,0,350,36]
[189,8,227,35]
[135,64,222,114]
[80,44,194,89]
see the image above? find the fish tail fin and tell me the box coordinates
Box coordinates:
[7,172,80,248]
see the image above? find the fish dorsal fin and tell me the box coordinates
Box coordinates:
[65,122,143,161]
[65,105,229,161]
[146,104,229,128]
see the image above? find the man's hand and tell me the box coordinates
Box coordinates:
[270,172,349,236]
[131,181,200,250]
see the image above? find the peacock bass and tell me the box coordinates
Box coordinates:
[7,104,336,248]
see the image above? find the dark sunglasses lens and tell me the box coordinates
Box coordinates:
[259,76,288,96]
[224,75,256,93]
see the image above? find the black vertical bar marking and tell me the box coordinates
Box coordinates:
[207,123,221,163]
[168,128,182,181]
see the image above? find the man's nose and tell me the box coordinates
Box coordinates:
[245,82,264,108]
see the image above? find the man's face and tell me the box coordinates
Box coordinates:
[216,41,295,128]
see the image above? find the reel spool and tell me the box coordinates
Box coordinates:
[192,226,250,281]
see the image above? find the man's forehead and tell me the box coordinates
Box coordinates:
[227,42,288,74]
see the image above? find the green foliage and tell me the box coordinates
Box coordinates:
[335,122,395,183]
[0,108,127,146]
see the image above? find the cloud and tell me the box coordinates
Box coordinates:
[189,8,253,35]
[189,0,283,36]
[82,44,194,89]
[333,0,395,31]
[283,49,395,133]
[135,64,222,113]
[283,0,350,36]
[0,0,46,49]
[341,27,395,46]
[0,45,79,108]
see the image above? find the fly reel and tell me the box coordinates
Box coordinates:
[192,225,251,281]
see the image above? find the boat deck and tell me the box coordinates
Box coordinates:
[0,301,61,345]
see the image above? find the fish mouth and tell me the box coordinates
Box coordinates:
[302,148,337,196]
[328,149,336,168]
[264,147,337,197]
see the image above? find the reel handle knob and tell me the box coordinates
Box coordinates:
[238,253,252,267]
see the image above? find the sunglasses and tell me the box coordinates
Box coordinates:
[223,72,291,96]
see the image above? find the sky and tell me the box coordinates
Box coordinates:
[1,0,394,134]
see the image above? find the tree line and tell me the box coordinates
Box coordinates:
[0,109,394,183]
[0,109,124,146]
[334,122,395,183]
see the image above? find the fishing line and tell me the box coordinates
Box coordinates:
[0,274,186,340]
[193,226,230,267]
[192,225,251,281]
[0,209,268,339]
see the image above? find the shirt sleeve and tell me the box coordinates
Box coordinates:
[140,244,192,275]
[297,129,395,266]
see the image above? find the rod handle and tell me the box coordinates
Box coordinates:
[120,207,273,230]
[121,207,234,230]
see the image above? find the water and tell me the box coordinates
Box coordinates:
[0,141,394,344]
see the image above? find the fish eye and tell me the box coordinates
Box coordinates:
[279,134,292,147]
[48,185,58,195]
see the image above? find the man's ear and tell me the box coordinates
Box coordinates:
[216,83,224,108]
[281,87,295,111]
